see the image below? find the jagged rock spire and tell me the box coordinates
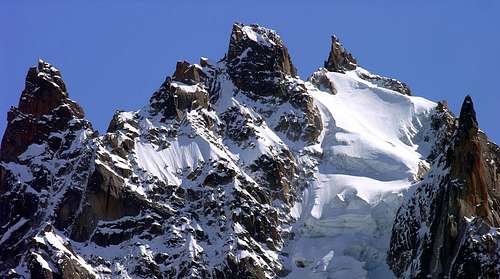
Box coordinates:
[388,95,500,278]
[18,60,83,118]
[324,35,357,73]
[451,95,498,224]
[0,60,85,162]
[227,23,297,97]
[458,95,478,138]
[172,60,206,85]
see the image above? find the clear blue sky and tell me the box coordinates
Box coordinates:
[1,1,499,143]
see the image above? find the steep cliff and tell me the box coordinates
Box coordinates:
[388,96,500,278]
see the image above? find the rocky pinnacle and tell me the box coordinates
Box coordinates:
[324,35,357,73]
[227,23,297,97]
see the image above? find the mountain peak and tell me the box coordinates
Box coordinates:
[458,95,478,137]
[229,23,280,49]
[18,60,83,118]
[0,61,85,162]
[324,35,357,73]
[227,23,297,97]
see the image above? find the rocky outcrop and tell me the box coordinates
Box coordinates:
[309,68,337,94]
[0,61,153,279]
[324,35,357,73]
[358,72,412,96]
[275,80,323,143]
[452,96,500,225]
[388,96,500,278]
[150,61,209,120]
[226,23,297,98]
[0,60,84,163]
[173,60,207,85]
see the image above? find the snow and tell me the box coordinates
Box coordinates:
[33,253,53,272]
[2,162,33,182]
[284,69,437,279]
[0,218,28,245]
[310,175,410,219]
[34,230,98,276]
[18,143,46,161]
[135,133,229,185]
[170,81,201,93]
[187,234,203,258]
[241,25,276,47]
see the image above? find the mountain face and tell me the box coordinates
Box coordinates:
[387,97,500,278]
[0,23,498,279]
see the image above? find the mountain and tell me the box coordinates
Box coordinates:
[0,23,498,279]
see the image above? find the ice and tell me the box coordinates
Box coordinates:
[285,69,437,279]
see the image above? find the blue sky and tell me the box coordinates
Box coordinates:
[1,1,499,143]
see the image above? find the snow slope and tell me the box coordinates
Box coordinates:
[284,68,437,279]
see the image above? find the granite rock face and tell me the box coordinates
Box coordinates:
[0,61,98,277]
[149,60,210,120]
[227,23,297,98]
[0,60,84,163]
[324,35,358,73]
[388,96,500,278]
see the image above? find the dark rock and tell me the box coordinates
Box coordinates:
[227,23,297,97]
[275,81,323,143]
[18,60,83,118]
[54,187,84,230]
[173,60,206,85]
[358,72,412,96]
[203,163,237,187]
[70,162,141,242]
[149,75,209,120]
[457,95,477,137]
[249,150,298,203]
[324,35,357,73]
[449,96,500,225]
[221,106,257,143]
[309,68,337,94]
[388,96,500,278]
[0,61,85,163]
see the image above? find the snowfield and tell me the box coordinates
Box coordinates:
[284,68,436,279]
[118,66,438,279]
